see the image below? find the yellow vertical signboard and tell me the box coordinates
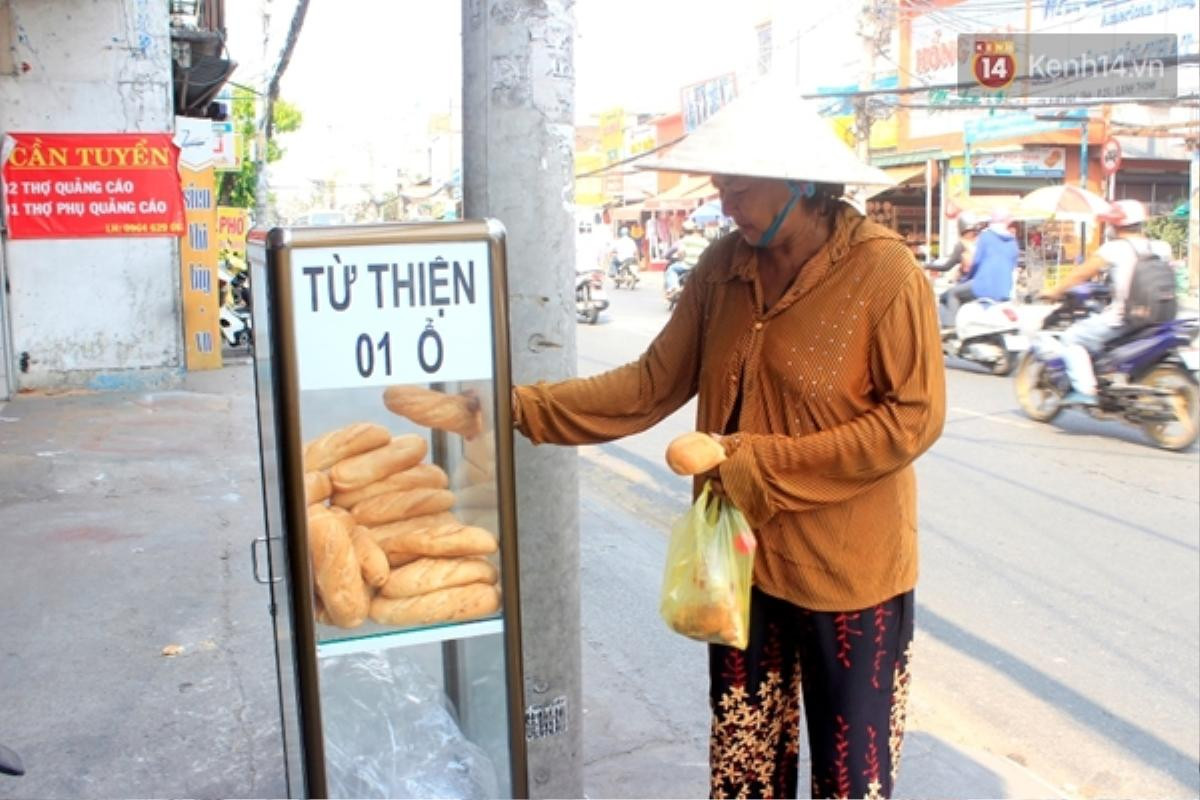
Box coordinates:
[175,116,221,370]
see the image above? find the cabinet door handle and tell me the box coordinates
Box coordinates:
[251,536,282,584]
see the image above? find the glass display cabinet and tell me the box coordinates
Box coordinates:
[247,221,527,799]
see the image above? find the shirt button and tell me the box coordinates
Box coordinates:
[754,321,763,331]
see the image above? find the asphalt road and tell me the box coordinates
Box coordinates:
[576,271,1200,799]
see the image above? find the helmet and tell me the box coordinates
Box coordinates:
[957,212,983,234]
[634,79,892,190]
[681,219,697,232]
[1100,199,1147,227]
[618,226,629,236]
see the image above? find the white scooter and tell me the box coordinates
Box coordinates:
[942,298,1029,375]
[218,265,253,348]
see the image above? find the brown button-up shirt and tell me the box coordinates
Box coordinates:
[514,206,945,611]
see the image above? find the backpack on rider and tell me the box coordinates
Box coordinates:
[1123,239,1177,329]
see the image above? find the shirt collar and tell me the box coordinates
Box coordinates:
[714,203,872,285]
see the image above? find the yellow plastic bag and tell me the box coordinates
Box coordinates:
[659,481,757,649]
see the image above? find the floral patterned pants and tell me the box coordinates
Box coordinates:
[708,588,915,799]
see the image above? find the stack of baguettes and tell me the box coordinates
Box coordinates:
[302,386,501,631]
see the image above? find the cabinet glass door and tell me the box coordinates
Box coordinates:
[253,223,525,799]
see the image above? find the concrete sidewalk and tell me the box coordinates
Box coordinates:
[0,361,1061,799]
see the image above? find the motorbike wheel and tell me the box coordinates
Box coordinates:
[990,341,1017,376]
[585,304,600,324]
[1014,352,1063,423]
[1140,364,1200,451]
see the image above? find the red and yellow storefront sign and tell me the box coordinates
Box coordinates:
[1,133,185,238]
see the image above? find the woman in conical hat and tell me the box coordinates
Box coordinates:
[512,85,945,799]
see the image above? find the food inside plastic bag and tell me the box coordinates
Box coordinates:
[320,649,499,799]
[660,481,756,649]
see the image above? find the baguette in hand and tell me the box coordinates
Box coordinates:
[665,432,727,476]
[383,385,484,439]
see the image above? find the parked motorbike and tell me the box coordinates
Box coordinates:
[218,265,253,348]
[1014,283,1200,450]
[611,257,640,290]
[0,741,24,776]
[941,298,1028,376]
[575,268,608,324]
[664,262,692,312]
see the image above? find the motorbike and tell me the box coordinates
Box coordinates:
[1014,283,1200,451]
[575,268,608,324]
[218,265,253,348]
[941,297,1029,376]
[611,257,640,290]
[664,261,692,312]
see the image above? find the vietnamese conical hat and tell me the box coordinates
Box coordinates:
[637,82,894,190]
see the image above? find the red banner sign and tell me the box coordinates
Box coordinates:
[2,133,186,239]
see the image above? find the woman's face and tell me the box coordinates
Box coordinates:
[712,175,794,247]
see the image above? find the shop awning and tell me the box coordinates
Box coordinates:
[609,202,645,221]
[945,194,1022,218]
[869,164,928,197]
[645,175,714,210]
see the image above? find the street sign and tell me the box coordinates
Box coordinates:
[1101,138,1122,176]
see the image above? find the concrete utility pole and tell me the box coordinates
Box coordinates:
[461,2,582,798]
[853,0,894,164]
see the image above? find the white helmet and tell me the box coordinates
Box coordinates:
[618,226,629,236]
[1100,199,1147,227]
[635,79,893,190]
[681,219,697,232]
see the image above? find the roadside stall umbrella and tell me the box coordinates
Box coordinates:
[688,198,731,227]
[1013,184,1113,222]
[634,80,895,192]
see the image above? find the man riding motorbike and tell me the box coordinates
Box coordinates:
[664,219,709,299]
[1039,199,1174,406]
[610,226,639,279]
[927,212,983,285]
[940,208,1017,330]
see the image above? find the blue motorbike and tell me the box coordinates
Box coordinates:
[1014,283,1200,450]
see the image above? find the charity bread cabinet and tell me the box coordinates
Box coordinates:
[248,221,527,799]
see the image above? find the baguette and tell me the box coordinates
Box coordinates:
[665,432,727,476]
[304,423,391,472]
[307,507,369,628]
[380,556,499,599]
[461,433,495,484]
[383,385,484,439]
[367,511,460,566]
[330,434,428,492]
[350,526,390,588]
[330,463,449,510]
[305,471,332,505]
[351,487,456,526]
[377,520,498,559]
[453,480,496,510]
[369,582,501,626]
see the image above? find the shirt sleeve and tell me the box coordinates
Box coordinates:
[513,272,705,446]
[965,233,988,278]
[718,269,946,529]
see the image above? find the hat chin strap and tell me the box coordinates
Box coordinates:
[754,181,810,248]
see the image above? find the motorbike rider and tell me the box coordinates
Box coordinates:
[610,226,639,278]
[928,212,983,285]
[1040,199,1173,406]
[664,219,709,296]
[940,207,1018,330]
